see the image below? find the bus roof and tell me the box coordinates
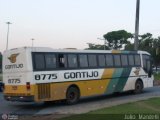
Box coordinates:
[3,47,150,55]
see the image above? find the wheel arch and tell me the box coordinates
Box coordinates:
[135,78,144,88]
[67,84,80,96]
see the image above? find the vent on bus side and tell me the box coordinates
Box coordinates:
[37,83,51,99]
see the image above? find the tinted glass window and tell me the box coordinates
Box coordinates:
[98,55,105,67]
[106,54,113,67]
[128,55,134,66]
[142,54,149,70]
[121,55,128,66]
[88,54,97,67]
[34,54,45,70]
[45,54,56,69]
[134,55,141,66]
[114,55,121,67]
[79,54,88,67]
[58,54,67,68]
[68,54,78,68]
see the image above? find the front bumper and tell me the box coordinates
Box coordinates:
[4,95,34,102]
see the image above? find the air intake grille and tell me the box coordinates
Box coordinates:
[37,83,51,99]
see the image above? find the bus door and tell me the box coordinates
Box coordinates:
[146,58,153,87]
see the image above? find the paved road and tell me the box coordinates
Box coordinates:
[0,86,160,115]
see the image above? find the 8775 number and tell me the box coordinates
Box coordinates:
[35,74,57,80]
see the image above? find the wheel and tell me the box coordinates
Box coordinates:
[66,87,80,105]
[134,80,143,94]
[0,87,2,92]
[0,83,4,92]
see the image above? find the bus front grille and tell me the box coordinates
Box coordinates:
[37,83,51,99]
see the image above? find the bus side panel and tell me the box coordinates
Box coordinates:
[3,72,35,96]
[34,68,115,101]
[123,67,152,91]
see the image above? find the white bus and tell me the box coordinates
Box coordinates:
[3,47,153,104]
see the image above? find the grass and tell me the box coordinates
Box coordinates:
[61,97,160,120]
[90,98,160,114]
[154,73,160,80]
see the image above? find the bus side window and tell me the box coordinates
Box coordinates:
[128,55,134,66]
[113,54,121,67]
[98,55,105,67]
[79,54,88,68]
[121,54,128,67]
[34,53,45,70]
[58,54,67,68]
[88,54,97,67]
[142,54,149,72]
[134,55,141,66]
[68,54,78,68]
[106,54,113,67]
[45,54,57,69]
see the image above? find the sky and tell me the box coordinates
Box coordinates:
[0,0,160,53]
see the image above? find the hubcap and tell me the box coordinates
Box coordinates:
[69,92,76,100]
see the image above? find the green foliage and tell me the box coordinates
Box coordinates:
[154,73,160,80]
[86,43,109,50]
[103,30,133,50]
[124,42,134,50]
[125,33,160,66]
[139,33,154,52]
[90,98,160,114]
[86,30,160,66]
[139,34,160,66]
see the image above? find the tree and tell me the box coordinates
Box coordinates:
[86,43,109,50]
[125,33,154,51]
[139,33,160,68]
[139,33,154,52]
[103,30,133,50]
[152,37,160,68]
[124,42,134,50]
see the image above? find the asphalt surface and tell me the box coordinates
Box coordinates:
[0,86,160,115]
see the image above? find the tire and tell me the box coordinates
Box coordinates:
[134,80,143,94]
[0,83,3,92]
[0,86,2,92]
[66,87,80,105]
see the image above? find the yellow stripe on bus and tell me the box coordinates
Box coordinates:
[4,85,35,95]
[4,69,116,102]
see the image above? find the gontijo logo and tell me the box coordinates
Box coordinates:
[5,53,23,69]
[8,53,19,63]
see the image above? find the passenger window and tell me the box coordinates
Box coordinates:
[114,55,121,67]
[58,54,67,68]
[142,54,150,71]
[88,54,97,67]
[128,55,134,66]
[68,54,78,68]
[79,54,88,67]
[106,54,114,67]
[134,55,141,66]
[34,54,45,70]
[98,55,105,67]
[121,55,128,66]
[45,54,56,69]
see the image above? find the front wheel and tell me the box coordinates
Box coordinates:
[134,80,143,94]
[66,87,80,105]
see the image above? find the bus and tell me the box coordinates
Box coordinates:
[3,47,153,104]
[0,53,3,92]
